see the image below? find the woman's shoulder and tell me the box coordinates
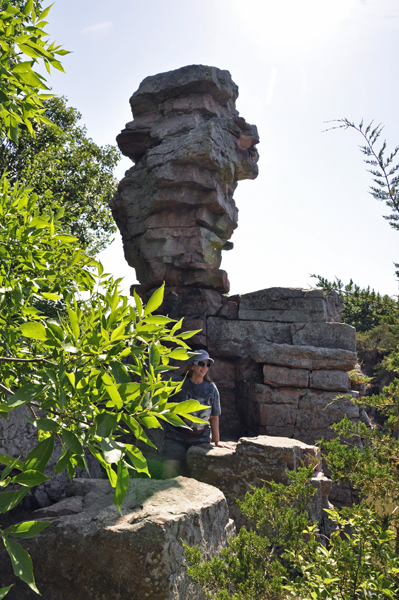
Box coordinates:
[204,379,218,393]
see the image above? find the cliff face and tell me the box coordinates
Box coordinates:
[111,64,259,294]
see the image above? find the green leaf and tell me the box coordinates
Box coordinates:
[110,361,131,384]
[133,288,143,317]
[4,521,50,539]
[0,488,29,514]
[149,343,160,368]
[1,455,23,481]
[6,383,41,409]
[145,315,175,325]
[0,455,24,471]
[156,413,187,427]
[31,417,59,432]
[12,469,50,487]
[62,430,83,455]
[121,414,157,449]
[178,330,202,339]
[144,283,165,316]
[12,61,32,74]
[171,400,209,414]
[39,5,52,19]
[46,319,64,340]
[110,321,127,342]
[95,412,118,438]
[61,342,79,353]
[101,438,125,464]
[40,292,61,301]
[114,460,130,506]
[17,70,45,87]
[0,585,14,599]
[24,436,54,473]
[54,450,72,475]
[20,321,47,340]
[125,445,149,475]
[167,348,192,360]
[88,445,117,487]
[136,414,162,429]
[3,536,39,594]
[102,373,123,409]
[23,0,34,16]
[67,307,80,340]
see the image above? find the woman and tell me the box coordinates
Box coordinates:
[162,349,232,478]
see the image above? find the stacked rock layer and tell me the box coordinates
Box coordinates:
[111,64,259,294]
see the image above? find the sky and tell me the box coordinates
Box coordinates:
[44,0,399,298]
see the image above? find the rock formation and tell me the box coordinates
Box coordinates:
[0,477,234,600]
[186,436,333,533]
[111,67,361,507]
[111,64,259,294]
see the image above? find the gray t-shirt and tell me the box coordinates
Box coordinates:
[164,376,221,442]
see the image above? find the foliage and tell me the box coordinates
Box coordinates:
[310,275,399,333]
[0,0,69,142]
[323,366,399,553]
[184,465,317,600]
[328,118,399,279]
[0,96,120,255]
[286,504,399,600]
[186,465,399,600]
[0,176,204,595]
[330,119,399,233]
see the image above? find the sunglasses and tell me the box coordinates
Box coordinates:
[193,361,212,368]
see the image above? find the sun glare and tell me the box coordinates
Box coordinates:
[233,0,356,57]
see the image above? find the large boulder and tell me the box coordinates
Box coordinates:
[0,477,234,600]
[186,436,332,532]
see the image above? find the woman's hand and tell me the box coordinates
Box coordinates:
[215,441,234,450]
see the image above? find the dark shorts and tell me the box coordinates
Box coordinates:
[163,427,211,462]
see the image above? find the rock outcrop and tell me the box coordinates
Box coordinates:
[0,477,234,600]
[187,436,333,533]
[111,64,259,294]
[110,65,361,504]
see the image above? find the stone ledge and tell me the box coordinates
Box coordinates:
[0,477,234,600]
[187,436,331,532]
[250,342,357,371]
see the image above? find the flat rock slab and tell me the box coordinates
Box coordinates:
[291,323,356,352]
[187,436,330,530]
[0,477,234,600]
[208,318,356,358]
[250,342,357,371]
[239,287,343,323]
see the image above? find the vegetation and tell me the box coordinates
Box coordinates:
[329,119,399,242]
[311,275,399,394]
[0,96,120,255]
[185,465,317,600]
[185,466,399,599]
[0,175,206,596]
[0,0,68,143]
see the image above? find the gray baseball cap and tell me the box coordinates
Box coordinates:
[189,349,214,364]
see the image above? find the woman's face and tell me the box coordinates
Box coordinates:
[190,362,209,381]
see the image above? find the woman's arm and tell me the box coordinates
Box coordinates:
[210,416,233,449]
